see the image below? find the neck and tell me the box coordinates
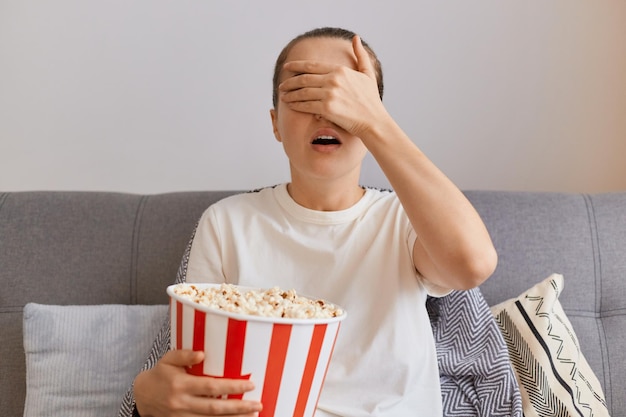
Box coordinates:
[286,181,365,211]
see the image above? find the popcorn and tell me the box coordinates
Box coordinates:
[168,282,346,415]
[173,283,343,319]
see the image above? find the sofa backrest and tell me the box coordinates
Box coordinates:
[0,191,234,416]
[1,190,624,416]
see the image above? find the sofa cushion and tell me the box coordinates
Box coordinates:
[22,303,168,417]
[491,274,609,417]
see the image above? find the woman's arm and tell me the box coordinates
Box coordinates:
[279,36,497,290]
[360,118,497,290]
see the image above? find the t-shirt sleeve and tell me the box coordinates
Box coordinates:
[186,206,227,284]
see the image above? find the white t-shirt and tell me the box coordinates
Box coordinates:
[187,184,446,417]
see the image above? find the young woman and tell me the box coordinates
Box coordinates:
[127,27,497,417]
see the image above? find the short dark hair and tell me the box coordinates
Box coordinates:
[272,27,384,108]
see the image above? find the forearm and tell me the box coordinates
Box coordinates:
[362,118,497,289]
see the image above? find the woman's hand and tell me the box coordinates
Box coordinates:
[133,350,262,417]
[278,35,390,140]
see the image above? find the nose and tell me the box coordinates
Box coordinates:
[315,114,322,121]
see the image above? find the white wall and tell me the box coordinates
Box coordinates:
[1,0,625,193]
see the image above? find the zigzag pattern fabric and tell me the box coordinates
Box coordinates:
[427,288,523,417]
[497,310,571,415]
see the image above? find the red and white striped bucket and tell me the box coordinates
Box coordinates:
[167,284,346,417]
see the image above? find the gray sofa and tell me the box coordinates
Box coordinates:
[1,190,624,417]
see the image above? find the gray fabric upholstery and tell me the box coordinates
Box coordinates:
[1,190,624,417]
[0,191,226,416]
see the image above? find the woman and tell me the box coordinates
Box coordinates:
[127,27,497,417]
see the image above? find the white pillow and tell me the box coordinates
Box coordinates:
[491,274,609,417]
[23,303,168,417]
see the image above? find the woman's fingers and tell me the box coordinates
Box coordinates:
[280,87,326,106]
[185,375,255,397]
[278,69,331,115]
[352,35,376,79]
[181,377,262,416]
[279,73,324,94]
[184,395,262,416]
[161,349,204,367]
[282,60,335,76]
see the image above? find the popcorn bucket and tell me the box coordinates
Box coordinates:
[167,283,346,417]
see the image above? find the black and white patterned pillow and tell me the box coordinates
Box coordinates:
[491,274,609,417]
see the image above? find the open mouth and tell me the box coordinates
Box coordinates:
[311,135,341,145]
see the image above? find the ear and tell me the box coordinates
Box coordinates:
[270,108,282,142]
